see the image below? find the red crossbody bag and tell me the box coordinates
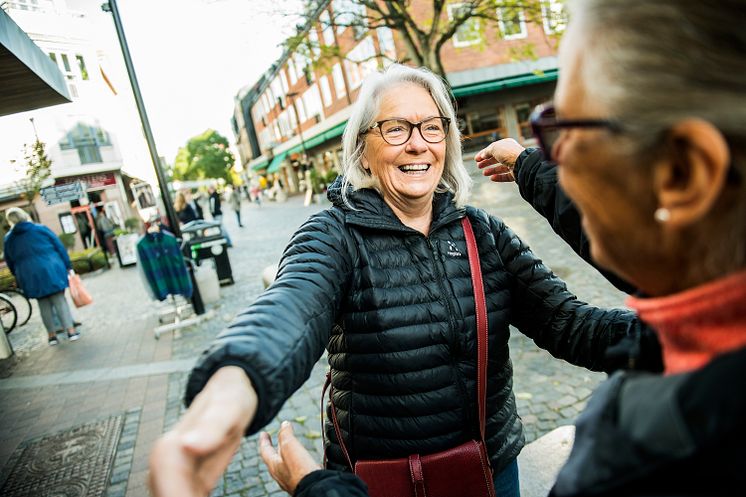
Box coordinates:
[322,217,496,497]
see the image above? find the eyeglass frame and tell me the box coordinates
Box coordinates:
[361,116,452,146]
[530,104,623,162]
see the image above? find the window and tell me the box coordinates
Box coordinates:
[463,109,506,151]
[303,85,323,121]
[296,94,307,123]
[10,0,48,12]
[288,58,298,85]
[308,28,321,58]
[320,11,335,45]
[48,52,57,64]
[447,4,481,47]
[319,76,332,106]
[515,98,545,142]
[376,27,396,67]
[347,37,377,82]
[60,53,72,73]
[333,0,366,36]
[542,0,567,34]
[59,123,111,165]
[332,63,346,98]
[294,53,307,81]
[75,55,89,80]
[344,60,362,90]
[280,70,289,92]
[497,7,527,40]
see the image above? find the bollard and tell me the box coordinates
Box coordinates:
[0,328,14,359]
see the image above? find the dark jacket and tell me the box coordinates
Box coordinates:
[3,221,72,299]
[295,347,746,497]
[186,179,643,474]
[514,149,663,371]
[177,203,202,225]
[550,345,746,497]
[209,191,222,217]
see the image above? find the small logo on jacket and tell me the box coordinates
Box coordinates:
[446,240,463,257]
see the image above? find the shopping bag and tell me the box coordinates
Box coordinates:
[68,272,93,307]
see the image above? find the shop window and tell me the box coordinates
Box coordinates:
[463,109,506,152]
[515,98,545,143]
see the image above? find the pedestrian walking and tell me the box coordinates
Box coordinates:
[226,185,243,227]
[208,185,222,221]
[174,190,203,225]
[3,207,80,345]
[149,64,654,497]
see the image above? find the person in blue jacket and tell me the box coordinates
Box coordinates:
[4,207,80,345]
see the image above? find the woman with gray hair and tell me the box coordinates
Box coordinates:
[150,63,650,497]
[259,0,746,496]
[3,207,80,345]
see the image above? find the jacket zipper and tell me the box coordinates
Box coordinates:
[425,236,472,432]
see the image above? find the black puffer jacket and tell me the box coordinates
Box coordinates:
[186,179,642,474]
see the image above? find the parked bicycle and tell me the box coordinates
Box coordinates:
[0,288,32,334]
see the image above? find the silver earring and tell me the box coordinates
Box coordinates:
[654,207,671,223]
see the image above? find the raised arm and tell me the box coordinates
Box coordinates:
[489,214,657,373]
[476,140,636,294]
[150,210,355,497]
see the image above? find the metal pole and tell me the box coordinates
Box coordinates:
[101,0,180,237]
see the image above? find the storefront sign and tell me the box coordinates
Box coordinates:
[115,233,139,267]
[56,173,117,190]
[41,182,85,205]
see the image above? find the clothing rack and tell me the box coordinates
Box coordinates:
[154,294,213,339]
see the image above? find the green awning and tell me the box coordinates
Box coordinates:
[288,121,347,155]
[251,159,268,171]
[267,150,289,174]
[452,69,558,98]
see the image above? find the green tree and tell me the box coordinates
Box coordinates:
[16,138,53,219]
[171,129,235,181]
[286,0,567,78]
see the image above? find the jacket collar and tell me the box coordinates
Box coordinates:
[327,177,465,235]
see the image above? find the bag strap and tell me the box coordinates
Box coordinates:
[322,215,489,469]
[462,216,489,442]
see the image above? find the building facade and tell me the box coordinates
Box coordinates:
[231,0,565,194]
[0,0,149,253]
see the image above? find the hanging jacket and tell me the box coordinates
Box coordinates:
[185,178,645,475]
[3,221,71,299]
[136,231,192,300]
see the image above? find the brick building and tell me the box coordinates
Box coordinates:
[231,0,565,194]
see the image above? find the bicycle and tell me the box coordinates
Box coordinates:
[0,294,17,334]
[1,289,31,330]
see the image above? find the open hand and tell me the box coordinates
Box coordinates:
[259,421,321,494]
[474,138,526,182]
[149,366,257,497]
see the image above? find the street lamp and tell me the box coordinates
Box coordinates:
[101,0,180,238]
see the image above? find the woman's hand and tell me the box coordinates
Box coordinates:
[149,366,258,497]
[259,421,321,494]
[474,138,526,182]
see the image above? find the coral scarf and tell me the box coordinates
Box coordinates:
[627,270,746,374]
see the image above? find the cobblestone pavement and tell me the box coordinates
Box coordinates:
[0,157,627,497]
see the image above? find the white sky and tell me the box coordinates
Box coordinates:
[1,0,302,184]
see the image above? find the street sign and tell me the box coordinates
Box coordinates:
[41,181,85,205]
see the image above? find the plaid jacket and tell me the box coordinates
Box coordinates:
[136,231,192,301]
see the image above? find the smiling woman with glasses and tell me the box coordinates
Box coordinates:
[150,63,654,497]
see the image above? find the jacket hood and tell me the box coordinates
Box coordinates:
[8,221,34,235]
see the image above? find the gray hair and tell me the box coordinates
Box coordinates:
[569,0,746,158]
[340,64,471,207]
[5,207,30,226]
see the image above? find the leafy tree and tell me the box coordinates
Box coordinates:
[171,129,236,181]
[285,0,567,78]
[16,138,53,219]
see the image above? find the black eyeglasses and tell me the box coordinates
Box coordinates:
[362,116,451,146]
[530,104,623,162]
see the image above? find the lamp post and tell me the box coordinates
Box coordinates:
[101,0,180,238]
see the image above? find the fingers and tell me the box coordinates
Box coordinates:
[258,431,278,467]
[260,422,322,495]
